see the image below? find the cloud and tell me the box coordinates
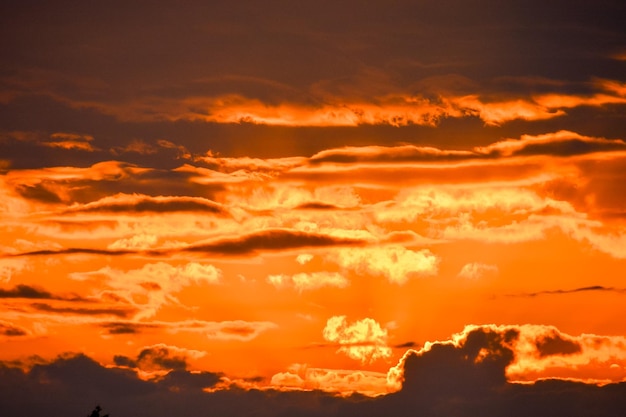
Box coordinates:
[476,130,626,158]
[270,363,388,396]
[99,319,277,341]
[307,131,626,168]
[457,263,499,279]
[65,193,225,214]
[296,253,314,264]
[29,302,134,318]
[100,321,159,335]
[388,324,626,390]
[267,272,349,292]
[4,229,366,262]
[42,132,96,151]
[310,144,474,165]
[329,246,439,284]
[0,258,30,282]
[71,262,222,319]
[0,284,86,301]
[508,285,626,298]
[0,284,53,299]
[107,233,159,250]
[3,325,626,416]
[0,320,29,336]
[114,344,207,373]
[534,331,582,358]
[322,316,391,364]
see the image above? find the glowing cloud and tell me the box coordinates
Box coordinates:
[330,246,439,284]
[323,316,392,363]
[457,263,499,279]
[267,272,349,292]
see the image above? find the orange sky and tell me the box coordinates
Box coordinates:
[1,1,626,416]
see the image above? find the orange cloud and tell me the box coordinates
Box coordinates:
[99,319,277,341]
[457,263,499,279]
[475,130,626,157]
[267,272,349,292]
[270,363,388,396]
[387,324,626,390]
[329,246,439,284]
[65,193,226,215]
[323,316,392,364]
[70,262,221,319]
[47,75,626,127]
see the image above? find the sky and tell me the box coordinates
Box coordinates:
[1,1,626,416]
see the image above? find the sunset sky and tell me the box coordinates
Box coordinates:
[1,1,626,416]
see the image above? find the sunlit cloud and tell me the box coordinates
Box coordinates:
[0,258,31,283]
[267,272,349,292]
[457,263,499,279]
[387,324,626,390]
[323,316,392,364]
[295,253,314,265]
[329,246,439,284]
[270,363,388,396]
[71,262,221,319]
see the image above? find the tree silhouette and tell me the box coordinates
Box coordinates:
[87,405,109,417]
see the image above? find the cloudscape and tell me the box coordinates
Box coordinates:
[1,1,625,416]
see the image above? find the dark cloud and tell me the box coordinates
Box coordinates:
[0,321,28,336]
[535,332,582,358]
[100,322,159,335]
[114,346,189,372]
[295,202,346,210]
[13,183,63,204]
[1,0,625,168]
[5,228,364,259]
[30,302,134,318]
[0,284,85,301]
[393,341,418,349]
[509,285,626,298]
[510,138,626,157]
[184,229,365,255]
[350,326,626,417]
[1,334,626,417]
[0,284,53,299]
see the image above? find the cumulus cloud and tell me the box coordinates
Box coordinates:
[270,363,388,396]
[457,263,499,279]
[388,324,626,390]
[322,316,391,363]
[3,325,626,416]
[114,343,207,373]
[296,253,314,264]
[267,272,349,292]
[107,233,159,250]
[329,246,439,284]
